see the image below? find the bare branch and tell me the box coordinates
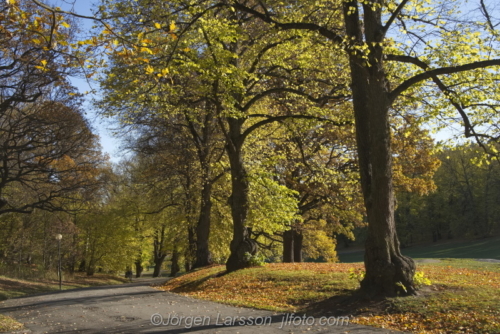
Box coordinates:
[382,0,411,35]
[480,0,495,30]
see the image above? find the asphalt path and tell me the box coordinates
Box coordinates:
[0,277,405,334]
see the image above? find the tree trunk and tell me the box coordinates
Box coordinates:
[282,229,294,263]
[134,258,143,278]
[293,230,303,263]
[186,111,218,270]
[86,259,95,276]
[343,1,416,297]
[225,117,257,272]
[283,225,303,263]
[185,226,196,272]
[153,255,166,278]
[78,259,86,272]
[152,226,168,278]
[193,179,213,268]
[170,244,180,277]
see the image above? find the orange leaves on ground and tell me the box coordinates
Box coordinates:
[355,309,500,334]
[158,261,500,333]
[159,263,362,312]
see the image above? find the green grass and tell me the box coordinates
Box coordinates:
[0,314,24,332]
[338,236,500,263]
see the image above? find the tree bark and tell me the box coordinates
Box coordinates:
[186,111,219,270]
[343,1,416,297]
[185,226,196,271]
[170,244,180,277]
[193,178,213,268]
[152,226,168,278]
[134,257,143,278]
[225,117,257,272]
[78,259,86,272]
[152,255,166,278]
[282,229,294,263]
[86,259,95,276]
[293,230,303,263]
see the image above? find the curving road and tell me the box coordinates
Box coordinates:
[0,277,405,334]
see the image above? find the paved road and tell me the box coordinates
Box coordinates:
[0,278,405,334]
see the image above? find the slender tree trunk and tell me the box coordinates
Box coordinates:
[225,117,256,272]
[343,1,416,297]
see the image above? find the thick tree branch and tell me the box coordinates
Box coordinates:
[230,2,344,44]
[389,58,500,101]
[387,54,496,144]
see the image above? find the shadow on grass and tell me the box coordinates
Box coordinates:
[167,267,225,293]
[303,289,392,318]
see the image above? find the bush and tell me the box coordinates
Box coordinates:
[244,252,266,267]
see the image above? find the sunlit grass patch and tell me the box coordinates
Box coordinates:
[0,314,24,332]
[160,263,363,312]
[160,260,500,333]
[357,259,500,333]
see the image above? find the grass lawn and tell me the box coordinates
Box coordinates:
[338,236,500,263]
[159,260,500,333]
[0,273,128,332]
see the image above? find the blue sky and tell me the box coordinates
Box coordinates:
[56,0,123,163]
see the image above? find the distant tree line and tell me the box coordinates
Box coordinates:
[395,145,500,247]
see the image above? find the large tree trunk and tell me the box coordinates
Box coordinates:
[186,112,217,269]
[225,117,257,272]
[283,227,302,263]
[293,230,303,263]
[343,1,416,297]
[134,257,143,278]
[282,229,294,263]
[152,255,166,278]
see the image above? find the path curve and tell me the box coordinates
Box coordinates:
[0,277,405,334]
